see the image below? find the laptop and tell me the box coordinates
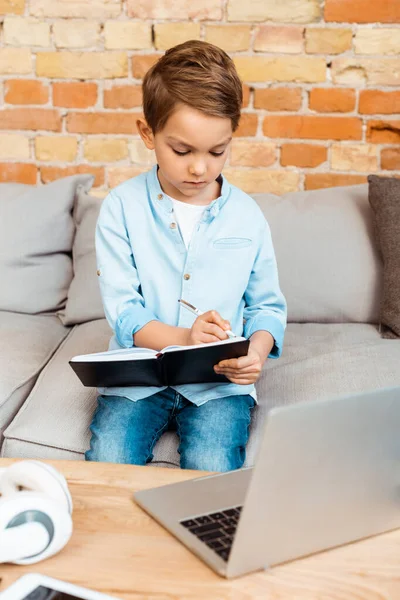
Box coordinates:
[134,386,400,578]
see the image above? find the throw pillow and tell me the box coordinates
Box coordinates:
[368,175,400,339]
[57,188,105,325]
[0,175,94,315]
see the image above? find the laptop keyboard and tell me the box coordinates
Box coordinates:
[180,506,242,562]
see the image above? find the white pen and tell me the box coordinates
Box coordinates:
[178,299,237,339]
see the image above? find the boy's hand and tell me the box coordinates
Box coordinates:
[214,347,263,385]
[187,310,231,345]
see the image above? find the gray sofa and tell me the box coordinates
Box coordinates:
[1,176,399,466]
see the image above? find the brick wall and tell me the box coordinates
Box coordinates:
[0,0,399,195]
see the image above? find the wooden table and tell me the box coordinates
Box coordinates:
[1,459,400,599]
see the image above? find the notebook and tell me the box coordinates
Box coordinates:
[69,337,250,387]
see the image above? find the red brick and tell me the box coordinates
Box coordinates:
[359,90,400,114]
[281,143,327,167]
[325,0,400,23]
[305,173,367,190]
[0,162,37,183]
[131,54,162,79]
[41,165,104,187]
[67,112,139,134]
[263,115,362,140]
[0,108,61,131]
[367,120,400,143]
[233,113,258,137]
[104,85,142,109]
[381,147,400,170]
[53,82,97,108]
[4,79,48,105]
[309,88,355,112]
[254,87,302,111]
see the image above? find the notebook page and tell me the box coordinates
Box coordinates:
[70,347,158,362]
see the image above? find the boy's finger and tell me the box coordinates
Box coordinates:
[228,378,256,385]
[216,358,239,369]
[216,364,259,375]
[218,356,254,369]
[203,322,229,340]
[205,310,230,331]
[201,334,223,344]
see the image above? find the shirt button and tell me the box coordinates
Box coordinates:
[157,193,163,200]
[170,222,177,229]
[183,273,190,280]
[96,269,101,276]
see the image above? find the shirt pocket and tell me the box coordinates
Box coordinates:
[213,237,253,250]
[210,238,255,293]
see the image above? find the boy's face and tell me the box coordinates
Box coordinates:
[137,104,232,203]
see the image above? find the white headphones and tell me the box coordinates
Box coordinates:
[0,460,73,565]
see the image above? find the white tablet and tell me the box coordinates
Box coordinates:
[1,574,121,600]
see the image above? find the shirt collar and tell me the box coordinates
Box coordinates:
[147,165,230,221]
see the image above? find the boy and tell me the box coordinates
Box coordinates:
[86,40,287,472]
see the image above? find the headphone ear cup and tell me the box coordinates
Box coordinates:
[0,493,73,565]
[0,461,72,514]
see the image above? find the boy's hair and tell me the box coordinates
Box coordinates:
[142,40,243,134]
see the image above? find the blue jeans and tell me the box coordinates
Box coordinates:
[85,387,255,472]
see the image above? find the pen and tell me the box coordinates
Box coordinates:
[178,299,237,339]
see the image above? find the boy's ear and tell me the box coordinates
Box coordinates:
[137,118,155,150]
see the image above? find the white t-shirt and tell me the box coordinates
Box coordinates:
[171,198,206,249]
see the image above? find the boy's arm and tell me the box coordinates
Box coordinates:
[243,219,287,358]
[96,191,162,348]
[133,321,189,350]
[248,330,275,362]
[134,310,233,350]
[214,220,286,384]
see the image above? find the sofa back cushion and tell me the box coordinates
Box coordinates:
[58,187,105,325]
[253,184,382,324]
[0,175,93,315]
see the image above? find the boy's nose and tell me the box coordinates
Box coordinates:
[189,160,206,177]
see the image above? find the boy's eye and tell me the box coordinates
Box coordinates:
[172,149,225,157]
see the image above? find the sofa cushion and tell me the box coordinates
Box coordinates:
[368,175,400,339]
[0,311,69,446]
[252,184,382,324]
[0,175,93,315]
[3,321,400,465]
[58,187,105,325]
[2,319,111,460]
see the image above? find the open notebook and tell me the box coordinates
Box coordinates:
[69,337,250,387]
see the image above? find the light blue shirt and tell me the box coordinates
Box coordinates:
[95,165,287,406]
